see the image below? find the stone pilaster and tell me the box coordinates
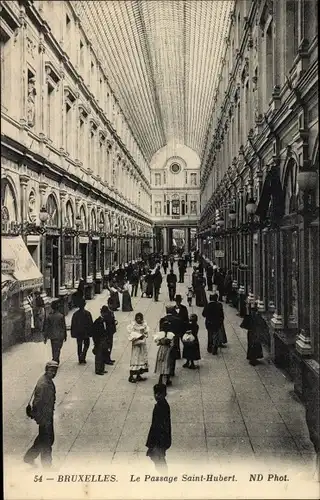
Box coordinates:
[59,190,67,297]
[19,174,29,224]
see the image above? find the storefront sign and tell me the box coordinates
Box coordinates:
[92,236,100,241]
[19,277,43,291]
[215,250,225,258]
[1,259,15,273]
[79,236,89,244]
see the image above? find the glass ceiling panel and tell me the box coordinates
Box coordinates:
[75,0,234,161]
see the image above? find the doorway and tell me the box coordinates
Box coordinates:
[80,243,87,279]
[45,236,59,298]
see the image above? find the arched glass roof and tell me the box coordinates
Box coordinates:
[75,0,234,161]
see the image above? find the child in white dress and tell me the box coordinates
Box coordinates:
[127,312,149,383]
[154,320,175,387]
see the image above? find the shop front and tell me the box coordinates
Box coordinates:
[2,235,43,348]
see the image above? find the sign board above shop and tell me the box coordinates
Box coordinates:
[215,250,225,258]
[1,259,15,273]
[79,236,89,244]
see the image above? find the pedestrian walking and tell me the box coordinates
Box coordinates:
[146,270,154,298]
[206,264,214,291]
[187,287,193,307]
[159,306,184,377]
[178,258,186,283]
[153,266,162,302]
[182,314,201,369]
[127,312,149,383]
[202,294,224,355]
[92,303,117,375]
[146,384,171,473]
[162,256,168,275]
[169,255,175,270]
[224,270,233,303]
[74,278,85,307]
[130,267,140,297]
[154,320,175,386]
[32,291,45,335]
[70,298,93,364]
[43,301,67,364]
[121,282,133,311]
[24,361,59,468]
[166,268,177,301]
[240,303,263,366]
[194,272,208,307]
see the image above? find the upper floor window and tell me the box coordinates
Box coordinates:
[155,173,161,186]
[190,173,197,186]
[190,201,197,214]
[155,201,161,216]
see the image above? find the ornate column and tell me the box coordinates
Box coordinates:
[59,65,65,153]
[95,207,102,293]
[38,33,46,137]
[75,197,81,287]
[19,5,27,127]
[19,174,29,227]
[86,202,94,299]
[59,190,68,313]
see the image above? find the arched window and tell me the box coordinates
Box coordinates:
[80,206,86,231]
[28,190,37,222]
[99,212,105,232]
[65,201,74,228]
[283,158,299,327]
[284,159,299,214]
[46,194,59,227]
[90,209,97,231]
[1,178,17,231]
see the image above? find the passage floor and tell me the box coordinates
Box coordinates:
[2,266,316,470]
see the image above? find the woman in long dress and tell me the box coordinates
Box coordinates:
[182,314,201,369]
[127,312,149,383]
[195,273,208,307]
[240,304,263,366]
[154,321,175,387]
[108,280,120,311]
[140,274,148,297]
[122,283,133,312]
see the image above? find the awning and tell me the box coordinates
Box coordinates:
[1,235,43,291]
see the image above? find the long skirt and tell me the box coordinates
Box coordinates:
[130,343,148,374]
[141,279,147,294]
[182,338,201,361]
[219,323,228,344]
[247,330,263,361]
[195,287,207,307]
[109,291,120,311]
[146,281,153,297]
[122,291,133,312]
[154,345,172,376]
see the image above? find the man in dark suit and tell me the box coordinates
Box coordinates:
[172,295,189,353]
[70,299,93,364]
[92,302,117,375]
[43,301,67,364]
[146,383,171,473]
[178,258,186,283]
[153,266,163,302]
[206,264,214,291]
[166,269,177,301]
[202,294,224,355]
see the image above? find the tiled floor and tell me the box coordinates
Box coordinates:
[2,266,317,472]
